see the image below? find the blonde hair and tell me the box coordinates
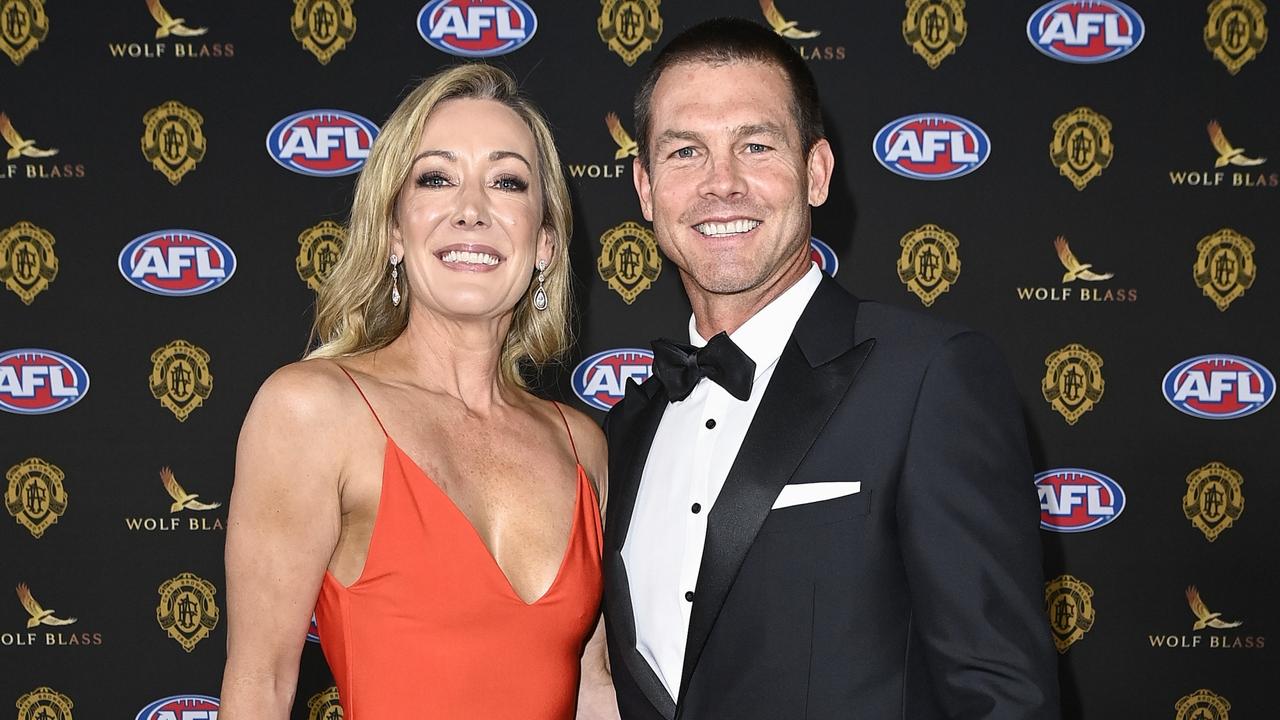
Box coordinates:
[306,64,574,388]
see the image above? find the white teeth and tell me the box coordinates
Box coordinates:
[440,250,500,265]
[694,219,761,237]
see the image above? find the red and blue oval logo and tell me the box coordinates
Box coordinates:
[1163,354,1274,420]
[1036,468,1125,533]
[0,349,90,415]
[135,694,220,720]
[119,230,236,297]
[267,109,379,177]
[872,114,990,181]
[418,0,537,57]
[809,237,839,276]
[1027,1,1144,64]
[307,612,321,643]
[572,348,654,412]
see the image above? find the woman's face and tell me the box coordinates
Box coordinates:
[391,97,550,325]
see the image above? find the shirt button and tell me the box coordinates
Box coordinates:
[684,591,695,602]
[705,418,716,429]
[691,503,702,514]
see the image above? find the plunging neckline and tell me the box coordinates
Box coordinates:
[388,436,585,606]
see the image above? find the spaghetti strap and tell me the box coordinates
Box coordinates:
[337,365,389,437]
[550,401,580,465]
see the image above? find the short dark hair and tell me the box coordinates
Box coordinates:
[633,17,825,170]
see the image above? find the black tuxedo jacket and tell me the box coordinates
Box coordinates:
[603,276,1060,720]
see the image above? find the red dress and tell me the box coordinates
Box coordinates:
[315,369,604,719]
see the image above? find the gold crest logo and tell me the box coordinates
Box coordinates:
[149,339,213,422]
[160,467,220,513]
[1045,574,1094,654]
[141,100,206,185]
[1186,586,1243,630]
[1194,228,1255,311]
[307,686,344,720]
[902,0,966,68]
[0,0,49,65]
[292,0,355,65]
[897,223,960,307]
[1208,120,1265,167]
[1175,688,1231,720]
[156,572,219,652]
[15,582,76,627]
[598,0,661,66]
[606,112,637,159]
[15,687,73,720]
[1042,343,1104,425]
[598,221,661,304]
[297,220,347,291]
[147,0,206,39]
[0,220,58,304]
[760,0,820,39]
[5,457,67,538]
[0,112,57,159]
[1205,0,1267,74]
[1183,461,1244,542]
[1050,107,1113,191]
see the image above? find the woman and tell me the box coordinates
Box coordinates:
[218,65,617,719]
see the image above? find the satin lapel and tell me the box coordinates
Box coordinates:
[604,380,676,719]
[676,288,875,705]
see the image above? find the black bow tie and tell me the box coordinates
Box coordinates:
[651,332,756,402]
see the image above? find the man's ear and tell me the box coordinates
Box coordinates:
[633,156,654,222]
[806,138,835,207]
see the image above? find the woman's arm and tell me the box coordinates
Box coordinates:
[218,365,346,719]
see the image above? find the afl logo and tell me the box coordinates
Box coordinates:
[0,349,90,415]
[572,348,654,411]
[119,230,236,297]
[1027,1,1144,64]
[809,236,839,276]
[307,612,320,643]
[135,694,220,720]
[1163,354,1274,420]
[267,109,379,177]
[418,0,537,57]
[1036,468,1125,533]
[873,114,990,180]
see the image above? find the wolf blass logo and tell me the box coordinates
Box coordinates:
[0,112,86,180]
[1148,585,1264,650]
[1,582,102,647]
[1016,235,1136,302]
[760,0,845,60]
[126,466,224,532]
[106,0,233,59]
[568,112,634,180]
[1169,119,1276,189]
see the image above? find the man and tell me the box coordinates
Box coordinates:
[603,17,1060,720]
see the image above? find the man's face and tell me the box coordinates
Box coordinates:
[634,60,832,299]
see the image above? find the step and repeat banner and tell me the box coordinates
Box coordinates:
[3,1,1276,718]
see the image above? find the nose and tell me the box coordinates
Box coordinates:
[453,178,490,229]
[697,150,747,200]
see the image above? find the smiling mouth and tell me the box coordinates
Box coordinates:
[438,249,501,266]
[693,219,762,237]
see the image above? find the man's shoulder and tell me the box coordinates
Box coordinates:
[854,298,974,349]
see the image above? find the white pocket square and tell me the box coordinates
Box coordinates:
[771,482,861,510]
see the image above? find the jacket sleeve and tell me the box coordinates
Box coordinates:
[896,330,1061,718]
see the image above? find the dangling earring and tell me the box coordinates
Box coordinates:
[532,259,548,311]
[389,254,401,307]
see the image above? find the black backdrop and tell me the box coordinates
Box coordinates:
[2,2,1276,718]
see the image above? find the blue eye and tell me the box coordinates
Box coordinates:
[416,171,449,188]
[675,147,696,159]
[494,175,529,192]
[746,143,769,153]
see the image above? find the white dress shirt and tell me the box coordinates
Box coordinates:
[621,263,823,698]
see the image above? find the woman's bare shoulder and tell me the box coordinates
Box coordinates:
[242,358,364,441]
[553,401,608,500]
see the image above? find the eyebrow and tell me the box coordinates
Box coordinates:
[654,122,788,147]
[409,149,532,170]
